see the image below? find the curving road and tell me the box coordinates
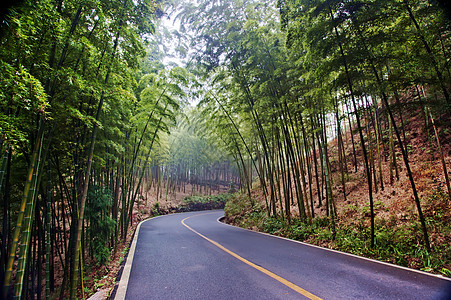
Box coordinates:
[114,210,451,300]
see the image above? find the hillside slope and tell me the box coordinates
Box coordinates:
[225,94,451,277]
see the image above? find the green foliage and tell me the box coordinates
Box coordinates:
[180,193,232,212]
[344,204,359,215]
[86,186,116,265]
[1,0,449,296]
[227,190,450,277]
[152,202,161,216]
[0,61,48,149]
[240,213,450,276]
[224,193,255,217]
[261,216,285,234]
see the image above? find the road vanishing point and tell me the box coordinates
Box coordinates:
[113,210,451,299]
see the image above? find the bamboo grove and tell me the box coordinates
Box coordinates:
[177,0,450,255]
[1,0,450,298]
[0,0,243,297]
[0,0,197,298]
[160,116,241,199]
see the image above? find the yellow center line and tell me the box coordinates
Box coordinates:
[181,213,322,300]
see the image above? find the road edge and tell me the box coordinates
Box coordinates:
[217,216,451,283]
[112,215,164,300]
[112,219,143,300]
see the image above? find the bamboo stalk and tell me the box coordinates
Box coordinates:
[14,120,44,299]
[429,109,451,203]
[3,119,44,299]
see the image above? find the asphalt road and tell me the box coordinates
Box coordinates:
[116,210,451,300]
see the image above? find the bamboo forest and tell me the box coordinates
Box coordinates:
[0,0,450,298]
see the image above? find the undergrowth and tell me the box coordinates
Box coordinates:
[178,193,232,212]
[224,191,451,277]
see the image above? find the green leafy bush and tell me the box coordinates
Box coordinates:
[180,193,233,212]
[86,185,116,265]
